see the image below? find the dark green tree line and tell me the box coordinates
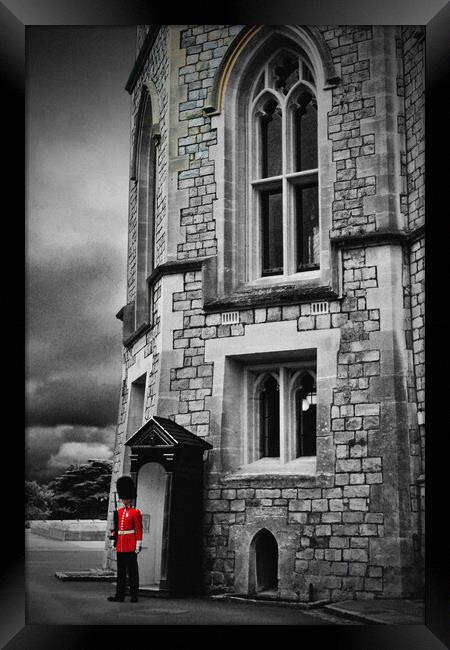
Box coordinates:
[26,460,113,521]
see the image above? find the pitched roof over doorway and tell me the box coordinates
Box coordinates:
[125,416,212,449]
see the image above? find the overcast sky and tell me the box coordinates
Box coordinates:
[26,27,136,481]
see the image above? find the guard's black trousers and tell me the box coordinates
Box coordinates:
[116,552,139,599]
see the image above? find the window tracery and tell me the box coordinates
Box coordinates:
[249,48,319,278]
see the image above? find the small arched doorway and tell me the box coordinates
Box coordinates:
[249,529,279,595]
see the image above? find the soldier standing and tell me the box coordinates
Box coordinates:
[107,475,143,603]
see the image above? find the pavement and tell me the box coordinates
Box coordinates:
[25,529,424,626]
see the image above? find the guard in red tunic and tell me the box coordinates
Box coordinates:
[107,475,143,603]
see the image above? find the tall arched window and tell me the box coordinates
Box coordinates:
[210,26,339,299]
[132,87,159,330]
[250,48,319,278]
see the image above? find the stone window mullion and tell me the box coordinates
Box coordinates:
[279,365,289,463]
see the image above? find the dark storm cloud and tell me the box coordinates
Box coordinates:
[26,425,115,482]
[26,241,124,428]
[26,375,120,428]
[26,27,135,479]
[26,242,123,379]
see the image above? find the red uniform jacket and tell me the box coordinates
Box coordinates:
[111,507,143,553]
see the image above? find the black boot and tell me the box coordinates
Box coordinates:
[107,596,124,602]
[130,596,138,603]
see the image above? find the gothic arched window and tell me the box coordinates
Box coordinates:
[245,361,317,466]
[250,49,319,278]
[132,86,160,330]
[211,26,338,301]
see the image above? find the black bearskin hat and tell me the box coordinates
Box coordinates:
[116,475,136,499]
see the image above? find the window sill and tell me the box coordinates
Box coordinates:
[122,322,152,349]
[248,269,320,287]
[203,282,338,312]
[228,456,316,477]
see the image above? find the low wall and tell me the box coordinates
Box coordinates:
[29,520,107,541]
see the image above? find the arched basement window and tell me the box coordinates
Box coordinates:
[254,529,278,593]
[259,374,280,458]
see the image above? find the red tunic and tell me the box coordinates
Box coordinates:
[111,506,143,553]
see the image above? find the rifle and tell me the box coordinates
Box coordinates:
[109,490,118,549]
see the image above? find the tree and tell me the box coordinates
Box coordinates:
[48,460,112,520]
[25,481,54,521]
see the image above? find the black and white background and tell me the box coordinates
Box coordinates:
[2,0,448,646]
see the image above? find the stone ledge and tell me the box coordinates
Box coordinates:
[204,285,339,312]
[55,569,115,582]
[218,472,335,488]
[323,598,425,625]
[212,593,331,609]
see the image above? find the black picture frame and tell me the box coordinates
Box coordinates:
[9,0,449,647]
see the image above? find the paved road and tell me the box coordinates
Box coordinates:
[25,531,358,626]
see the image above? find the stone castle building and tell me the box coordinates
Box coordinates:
[105,24,425,602]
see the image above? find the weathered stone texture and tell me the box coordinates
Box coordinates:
[109,24,425,602]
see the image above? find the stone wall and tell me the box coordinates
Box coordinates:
[401,25,425,566]
[107,25,424,599]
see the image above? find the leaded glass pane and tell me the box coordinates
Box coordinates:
[259,375,280,457]
[271,51,299,95]
[261,189,283,275]
[295,372,317,457]
[302,61,315,85]
[295,183,319,270]
[294,90,318,171]
[260,100,282,178]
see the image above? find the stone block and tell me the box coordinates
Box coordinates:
[255,489,281,499]
[343,511,364,523]
[315,524,331,536]
[366,472,383,484]
[289,500,312,512]
[359,523,378,536]
[282,305,300,320]
[343,548,368,562]
[349,498,368,511]
[254,308,267,323]
[297,488,322,499]
[267,307,281,322]
[349,563,367,576]
[349,473,365,484]
[205,500,230,512]
[312,499,328,512]
[322,512,342,523]
[221,489,236,500]
[289,512,308,524]
[344,485,370,498]
[336,459,361,473]
[298,316,314,331]
[329,499,345,511]
[362,457,382,472]
[325,549,342,562]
